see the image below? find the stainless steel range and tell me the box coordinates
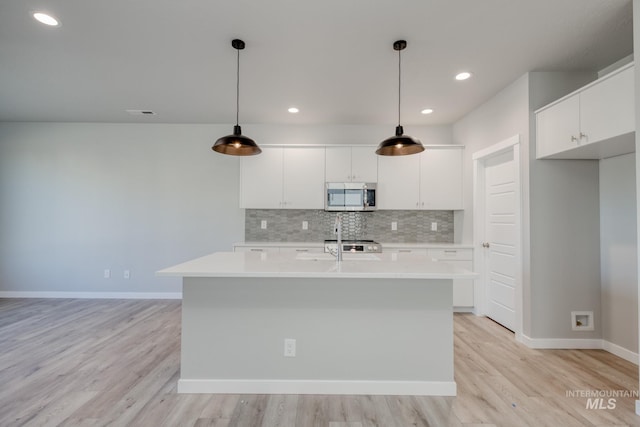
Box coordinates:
[324,239,382,254]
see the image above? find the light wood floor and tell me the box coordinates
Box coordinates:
[0,299,638,427]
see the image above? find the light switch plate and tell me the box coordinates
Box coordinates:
[431,222,438,231]
[302,221,308,230]
[391,221,397,231]
[261,220,267,229]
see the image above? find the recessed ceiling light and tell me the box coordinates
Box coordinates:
[421,108,434,115]
[288,107,299,114]
[33,12,60,27]
[455,72,472,81]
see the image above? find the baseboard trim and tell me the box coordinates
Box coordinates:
[520,335,603,349]
[453,307,474,313]
[521,335,638,366]
[602,340,639,365]
[177,379,457,396]
[0,291,182,300]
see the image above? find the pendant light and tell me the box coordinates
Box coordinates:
[376,40,424,156]
[212,39,261,156]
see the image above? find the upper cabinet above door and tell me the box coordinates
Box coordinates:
[536,63,635,160]
[325,146,378,182]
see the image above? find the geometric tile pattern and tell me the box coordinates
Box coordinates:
[245,209,454,243]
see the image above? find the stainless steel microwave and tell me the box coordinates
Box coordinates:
[325,182,376,211]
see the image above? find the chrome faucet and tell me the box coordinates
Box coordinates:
[334,213,343,262]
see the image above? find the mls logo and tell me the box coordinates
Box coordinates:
[586,398,616,410]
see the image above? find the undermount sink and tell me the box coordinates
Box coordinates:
[295,252,381,261]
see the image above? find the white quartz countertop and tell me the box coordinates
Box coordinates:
[234,242,474,249]
[157,251,478,279]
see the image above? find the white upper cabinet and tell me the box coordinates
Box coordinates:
[420,148,463,210]
[536,94,581,158]
[536,63,635,159]
[378,146,464,210]
[325,146,378,182]
[282,147,325,208]
[377,154,420,209]
[240,148,283,209]
[580,65,634,143]
[240,147,325,209]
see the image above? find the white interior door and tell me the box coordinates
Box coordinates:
[483,150,518,331]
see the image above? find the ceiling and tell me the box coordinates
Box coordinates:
[0,0,633,126]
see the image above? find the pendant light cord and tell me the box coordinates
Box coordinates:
[236,47,240,127]
[397,48,401,127]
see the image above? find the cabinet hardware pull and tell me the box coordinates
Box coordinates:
[579,132,587,140]
[571,135,578,142]
[250,248,264,252]
[482,242,490,248]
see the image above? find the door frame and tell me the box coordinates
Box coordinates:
[472,134,523,341]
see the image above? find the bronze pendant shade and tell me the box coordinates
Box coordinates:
[212,39,261,156]
[376,40,424,156]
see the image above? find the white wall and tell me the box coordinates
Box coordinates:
[600,153,638,353]
[528,73,602,340]
[453,70,602,339]
[452,74,530,245]
[0,122,453,295]
[0,123,244,294]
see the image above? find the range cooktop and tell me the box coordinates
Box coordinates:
[324,239,382,253]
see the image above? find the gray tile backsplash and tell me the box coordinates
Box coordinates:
[245,209,453,243]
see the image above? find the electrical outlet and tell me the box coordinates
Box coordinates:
[261,220,267,229]
[391,221,397,231]
[302,221,308,230]
[284,338,296,357]
[431,222,438,231]
[104,269,111,279]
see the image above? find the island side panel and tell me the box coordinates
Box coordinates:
[180,276,454,395]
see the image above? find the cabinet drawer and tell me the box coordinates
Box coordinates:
[234,246,280,253]
[427,249,472,261]
[384,248,428,255]
[279,247,324,253]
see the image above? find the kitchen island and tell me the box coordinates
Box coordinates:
[157,251,476,396]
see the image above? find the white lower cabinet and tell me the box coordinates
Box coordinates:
[426,249,474,307]
[233,244,323,253]
[278,247,324,253]
[384,248,428,256]
[234,245,280,253]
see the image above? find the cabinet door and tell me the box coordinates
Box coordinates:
[420,148,463,210]
[447,260,474,307]
[283,147,325,209]
[377,155,420,209]
[240,148,283,208]
[580,66,635,145]
[325,146,352,182]
[536,94,580,159]
[350,146,378,182]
